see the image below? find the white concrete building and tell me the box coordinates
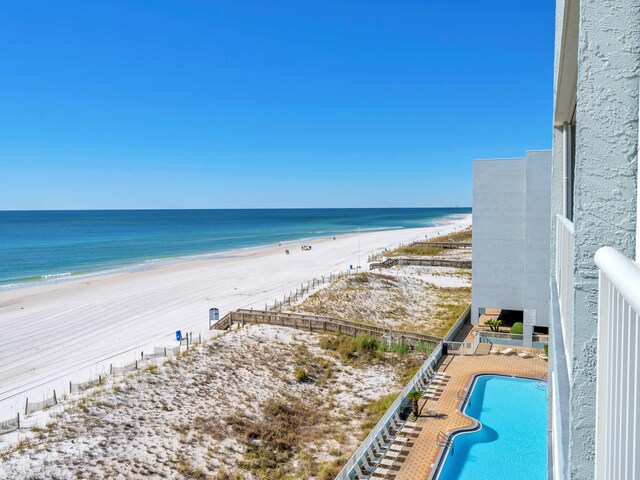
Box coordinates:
[471,151,552,343]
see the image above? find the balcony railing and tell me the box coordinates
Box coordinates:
[594,246,640,480]
[555,214,574,370]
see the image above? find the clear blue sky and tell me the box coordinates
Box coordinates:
[0,0,555,210]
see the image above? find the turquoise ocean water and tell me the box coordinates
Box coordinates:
[0,208,469,288]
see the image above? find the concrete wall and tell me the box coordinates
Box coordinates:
[472,153,552,328]
[524,151,552,327]
[566,1,640,478]
[472,159,526,324]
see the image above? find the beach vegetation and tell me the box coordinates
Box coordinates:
[390,343,410,356]
[357,393,400,438]
[294,367,309,382]
[228,394,324,477]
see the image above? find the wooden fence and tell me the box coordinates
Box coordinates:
[211,309,442,348]
[370,257,472,270]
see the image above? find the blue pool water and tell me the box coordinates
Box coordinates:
[437,375,547,480]
[0,208,470,287]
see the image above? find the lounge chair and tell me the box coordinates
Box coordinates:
[427,366,450,379]
[490,346,501,354]
[517,350,533,358]
[499,347,514,355]
[539,353,549,361]
[355,464,371,479]
[384,448,404,460]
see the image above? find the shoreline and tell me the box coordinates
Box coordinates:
[0,214,468,292]
[0,214,471,418]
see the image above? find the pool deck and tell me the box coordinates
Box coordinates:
[389,350,548,480]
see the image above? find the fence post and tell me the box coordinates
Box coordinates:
[164,347,167,357]
[69,381,72,394]
[141,351,144,361]
[17,413,20,430]
[53,390,57,405]
[186,335,190,350]
[199,333,202,344]
[110,364,113,375]
[25,397,28,416]
[135,360,138,370]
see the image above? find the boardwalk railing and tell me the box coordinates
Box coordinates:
[334,343,444,480]
[370,257,471,270]
[414,241,472,249]
[555,214,574,371]
[212,309,442,348]
[594,246,640,480]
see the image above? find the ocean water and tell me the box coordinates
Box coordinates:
[0,208,469,287]
[437,375,547,480]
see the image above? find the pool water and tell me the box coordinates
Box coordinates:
[436,375,547,480]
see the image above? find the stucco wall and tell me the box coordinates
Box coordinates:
[568,1,640,479]
[471,159,526,324]
[550,127,564,263]
[524,150,552,327]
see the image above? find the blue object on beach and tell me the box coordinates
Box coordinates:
[175,330,182,341]
[350,264,353,270]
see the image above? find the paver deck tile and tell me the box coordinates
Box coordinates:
[392,352,548,480]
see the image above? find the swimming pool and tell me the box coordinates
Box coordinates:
[435,375,547,480]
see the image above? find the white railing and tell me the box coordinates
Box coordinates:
[334,343,443,480]
[555,214,574,370]
[594,246,640,480]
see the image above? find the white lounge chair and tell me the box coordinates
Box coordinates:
[489,346,501,354]
[517,350,533,358]
[355,464,371,479]
[539,353,549,361]
[392,412,412,425]
[499,347,514,355]
[427,366,449,379]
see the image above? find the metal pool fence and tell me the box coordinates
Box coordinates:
[334,343,444,480]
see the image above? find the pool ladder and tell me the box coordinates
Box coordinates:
[535,373,548,389]
[437,431,454,455]
[457,388,470,406]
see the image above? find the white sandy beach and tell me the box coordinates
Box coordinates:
[0,215,471,420]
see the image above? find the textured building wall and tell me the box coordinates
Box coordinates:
[570,1,639,478]
[524,150,552,327]
[550,127,564,264]
[471,159,526,324]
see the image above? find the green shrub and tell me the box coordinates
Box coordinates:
[352,334,381,352]
[544,344,548,355]
[391,343,409,356]
[510,322,524,335]
[414,342,435,355]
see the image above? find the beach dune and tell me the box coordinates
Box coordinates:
[0,215,471,419]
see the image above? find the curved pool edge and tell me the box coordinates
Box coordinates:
[428,373,547,480]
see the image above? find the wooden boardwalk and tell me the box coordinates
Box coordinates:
[370,257,472,270]
[211,309,442,349]
[414,241,472,249]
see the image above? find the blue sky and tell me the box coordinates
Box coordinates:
[0,0,555,210]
